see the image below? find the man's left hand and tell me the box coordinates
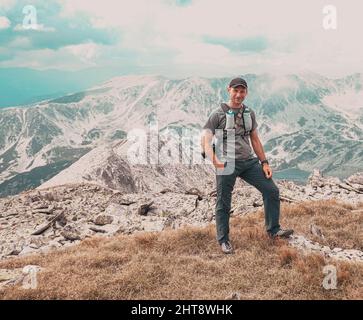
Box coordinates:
[262,163,272,179]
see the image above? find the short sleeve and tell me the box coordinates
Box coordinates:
[251,110,258,131]
[203,111,219,135]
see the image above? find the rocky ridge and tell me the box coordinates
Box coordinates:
[0,170,362,264]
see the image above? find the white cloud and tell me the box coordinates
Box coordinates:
[58,0,151,29]
[0,44,102,70]
[0,0,16,11]
[65,42,100,66]
[55,0,363,77]
[7,36,32,49]
[0,16,11,29]
[2,0,363,77]
[14,23,56,32]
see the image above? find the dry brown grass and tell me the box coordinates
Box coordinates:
[278,199,363,250]
[0,200,362,300]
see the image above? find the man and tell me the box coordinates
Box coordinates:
[201,77,294,254]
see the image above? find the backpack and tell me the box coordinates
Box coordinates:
[218,103,253,137]
[204,103,254,158]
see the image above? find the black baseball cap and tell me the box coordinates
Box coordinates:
[229,77,248,89]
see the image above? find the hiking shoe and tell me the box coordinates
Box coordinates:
[221,241,234,254]
[270,228,294,239]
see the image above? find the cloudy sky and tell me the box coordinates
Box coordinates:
[0,0,363,78]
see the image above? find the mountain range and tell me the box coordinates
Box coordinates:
[0,73,362,197]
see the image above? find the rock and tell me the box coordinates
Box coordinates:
[33,204,49,210]
[8,249,21,256]
[208,190,217,197]
[185,188,203,197]
[29,195,41,203]
[252,199,263,207]
[346,172,363,185]
[0,180,362,264]
[322,246,331,253]
[309,223,325,239]
[116,225,138,235]
[32,208,54,214]
[305,241,321,251]
[331,187,341,193]
[141,219,165,232]
[339,183,361,194]
[0,269,22,282]
[289,235,363,263]
[31,212,65,236]
[94,215,114,226]
[61,226,81,241]
[280,195,298,203]
[303,186,315,196]
[138,202,154,216]
[4,211,18,218]
[46,240,62,249]
[89,227,107,233]
[20,246,38,255]
[104,203,125,215]
[307,169,341,189]
[29,237,45,249]
[0,268,27,289]
[226,292,241,300]
[307,169,325,188]
[6,243,23,256]
[160,188,172,194]
[164,215,176,229]
[56,213,67,227]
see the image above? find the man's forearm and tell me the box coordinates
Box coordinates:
[201,134,222,164]
[251,138,267,161]
[203,143,217,163]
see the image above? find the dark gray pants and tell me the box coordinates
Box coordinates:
[215,157,280,244]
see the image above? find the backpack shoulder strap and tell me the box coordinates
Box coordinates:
[238,104,253,135]
[218,103,231,133]
[236,104,249,117]
[220,103,230,113]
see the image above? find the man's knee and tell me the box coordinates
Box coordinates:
[263,183,279,198]
[216,196,233,212]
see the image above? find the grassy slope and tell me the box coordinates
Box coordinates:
[0,199,362,300]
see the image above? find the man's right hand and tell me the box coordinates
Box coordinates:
[213,159,226,169]
[201,130,225,169]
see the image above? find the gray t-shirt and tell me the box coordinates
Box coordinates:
[203,104,258,160]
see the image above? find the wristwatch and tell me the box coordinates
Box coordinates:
[260,159,269,166]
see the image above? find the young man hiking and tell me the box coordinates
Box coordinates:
[201,77,294,254]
